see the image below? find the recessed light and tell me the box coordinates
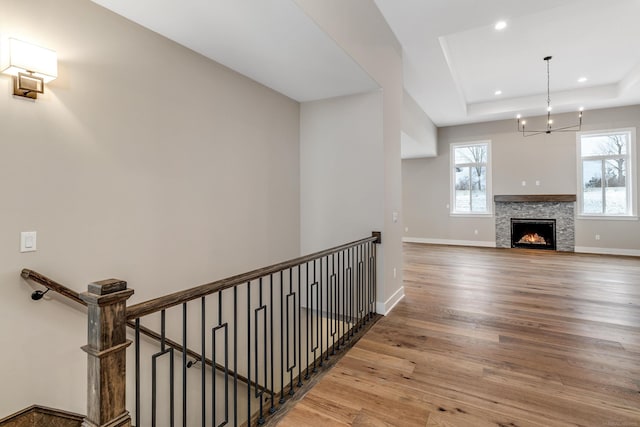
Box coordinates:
[494,90,502,96]
[578,77,588,83]
[495,21,507,31]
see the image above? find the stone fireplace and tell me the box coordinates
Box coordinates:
[494,195,576,252]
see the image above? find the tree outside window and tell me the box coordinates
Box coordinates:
[451,142,491,214]
[578,129,635,216]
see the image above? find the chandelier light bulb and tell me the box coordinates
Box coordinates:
[516,114,522,119]
[547,106,552,112]
[548,119,553,124]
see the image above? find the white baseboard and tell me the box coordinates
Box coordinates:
[574,246,640,257]
[376,286,405,316]
[403,237,497,248]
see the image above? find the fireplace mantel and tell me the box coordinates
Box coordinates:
[494,194,576,203]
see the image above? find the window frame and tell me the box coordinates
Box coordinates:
[576,127,637,219]
[450,140,493,216]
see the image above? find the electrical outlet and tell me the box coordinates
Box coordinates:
[595,234,600,241]
[393,268,397,278]
[521,180,527,186]
[474,229,479,235]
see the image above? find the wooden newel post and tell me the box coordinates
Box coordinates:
[80,279,134,427]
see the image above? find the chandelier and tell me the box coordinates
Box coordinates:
[516,56,583,137]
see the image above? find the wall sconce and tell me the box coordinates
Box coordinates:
[0,38,57,99]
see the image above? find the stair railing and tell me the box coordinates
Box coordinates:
[21,269,262,395]
[22,232,381,427]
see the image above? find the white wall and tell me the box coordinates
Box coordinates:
[403,105,640,254]
[295,0,405,313]
[402,90,437,159]
[0,0,299,417]
[300,92,384,253]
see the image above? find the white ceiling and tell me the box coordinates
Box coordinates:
[375,0,640,126]
[90,0,379,102]
[91,0,640,129]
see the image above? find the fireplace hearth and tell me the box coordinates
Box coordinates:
[511,219,556,250]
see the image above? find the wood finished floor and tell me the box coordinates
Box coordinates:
[278,244,640,427]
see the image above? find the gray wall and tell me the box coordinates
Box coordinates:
[300,91,384,253]
[403,105,640,254]
[296,0,405,313]
[0,0,300,416]
[402,90,438,158]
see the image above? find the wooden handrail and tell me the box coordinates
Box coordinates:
[127,233,380,320]
[22,269,85,305]
[20,268,267,394]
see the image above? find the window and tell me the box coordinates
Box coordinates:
[577,128,636,217]
[451,141,492,215]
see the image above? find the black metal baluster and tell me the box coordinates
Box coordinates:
[372,242,378,314]
[326,255,331,359]
[213,297,217,427]
[340,250,345,348]
[351,247,356,337]
[346,249,351,340]
[278,271,284,407]
[288,267,296,396]
[169,312,176,427]
[254,278,266,424]
[331,253,337,355]
[351,246,359,336]
[152,310,175,427]
[183,303,188,427]
[135,318,140,427]
[272,272,282,414]
[365,242,370,321]
[358,243,362,327]
[319,257,324,367]
[247,281,251,426]
[201,297,206,427]
[369,242,375,318]
[233,287,238,427]
[313,260,319,372]
[305,262,310,380]
[212,291,229,427]
[297,264,303,388]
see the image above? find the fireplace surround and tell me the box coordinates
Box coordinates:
[494,194,576,252]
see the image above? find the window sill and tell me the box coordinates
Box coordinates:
[450,212,494,218]
[577,215,638,221]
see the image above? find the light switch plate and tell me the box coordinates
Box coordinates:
[20,231,37,252]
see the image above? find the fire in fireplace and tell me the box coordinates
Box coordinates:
[511,219,556,250]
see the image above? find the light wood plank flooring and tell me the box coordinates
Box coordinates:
[278,244,640,426]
